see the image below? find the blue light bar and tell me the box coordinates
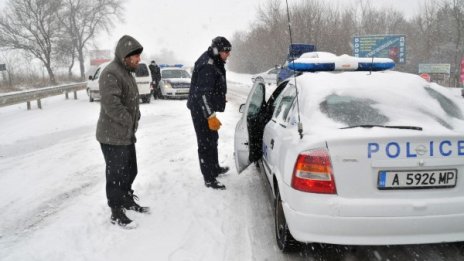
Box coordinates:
[159,64,184,68]
[288,54,395,72]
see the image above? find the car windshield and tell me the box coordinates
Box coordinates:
[162,69,190,79]
[135,64,149,77]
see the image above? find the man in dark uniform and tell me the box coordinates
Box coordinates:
[187,36,232,190]
[97,35,150,228]
[149,60,161,99]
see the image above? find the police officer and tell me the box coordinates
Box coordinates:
[149,60,161,99]
[187,36,232,190]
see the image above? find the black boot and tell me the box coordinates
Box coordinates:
[218,166,230,175]
[124,191,150,213]
[111,207,136,229]
[205,178,226,190]
[214,166,230,178]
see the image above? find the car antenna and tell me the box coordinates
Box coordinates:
[285,0,304,139]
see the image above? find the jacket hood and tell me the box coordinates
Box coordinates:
[115,35,143,64]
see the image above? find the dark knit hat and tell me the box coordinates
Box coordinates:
[211,36,232,52]
[125,47,143,58]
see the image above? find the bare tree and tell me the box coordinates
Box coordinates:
[447,0,464,86]
[0,0,63,85]
[60,0,123,80]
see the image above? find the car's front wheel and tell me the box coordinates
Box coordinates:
[275,190,300,252]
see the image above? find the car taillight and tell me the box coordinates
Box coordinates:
[291,148,337,194]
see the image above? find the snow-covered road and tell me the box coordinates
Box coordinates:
[0,73,463,261]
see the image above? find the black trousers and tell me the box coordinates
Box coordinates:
[100,143,138,208]
[190,109,220,182]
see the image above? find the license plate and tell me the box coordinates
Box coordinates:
[378,169,457,190]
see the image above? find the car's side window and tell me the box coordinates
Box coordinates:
[247,83,265,119]
[272,84,297,125]
[135,64,149,77]
[93,68,101,80]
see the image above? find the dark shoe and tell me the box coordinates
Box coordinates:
[218,166,230,175]
[111,207,136,229]
[124,191,150,214]
[205,179,226,190]
[214,166,230,178]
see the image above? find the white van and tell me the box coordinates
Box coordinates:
[133,61,152,103]
[87,61,152,103]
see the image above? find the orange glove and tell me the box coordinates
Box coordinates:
[208,114,222,131]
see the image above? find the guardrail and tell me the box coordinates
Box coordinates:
[0,82,87,110]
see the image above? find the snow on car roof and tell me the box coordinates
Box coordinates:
[291,70,464,134]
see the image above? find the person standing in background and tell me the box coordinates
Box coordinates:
[149,60,161,99]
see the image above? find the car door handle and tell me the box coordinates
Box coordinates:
[270,139,274,150]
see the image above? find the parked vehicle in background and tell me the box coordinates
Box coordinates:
[277,43,316,85]
[157,65,191,99]
[87,62,109,102]
[251,67,279,85]
[134,61,152,103]
[86,61,152,103]
[235,53,464,252]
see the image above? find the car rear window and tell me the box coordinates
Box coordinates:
[135,64,149,77]
[319,89,464,130]
[424,87,463,120]
[320,94,389,126]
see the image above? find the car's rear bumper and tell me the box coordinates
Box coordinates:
[285,202,464,245]
[89,90,101,99]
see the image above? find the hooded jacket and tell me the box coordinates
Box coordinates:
[96,35,143,145]
[187,47,227,118]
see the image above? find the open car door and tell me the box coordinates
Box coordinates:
[234,82,266,173]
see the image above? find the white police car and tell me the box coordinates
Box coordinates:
[157,65,191,99]
[234,53,464,252]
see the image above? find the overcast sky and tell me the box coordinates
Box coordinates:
[0,0,424,66]
[95,0,424,65]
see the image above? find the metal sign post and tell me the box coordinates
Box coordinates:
[460,57,464,86]
[418,63,451,86]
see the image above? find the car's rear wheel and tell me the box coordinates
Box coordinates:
[275,190,300,252]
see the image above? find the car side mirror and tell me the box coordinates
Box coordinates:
[88,75,93,80]
[239,104,245,113]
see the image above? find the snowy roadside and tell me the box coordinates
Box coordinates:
[1,73,462,261]
[0,76,299,261]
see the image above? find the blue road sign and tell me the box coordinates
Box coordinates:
[353,35,406,64]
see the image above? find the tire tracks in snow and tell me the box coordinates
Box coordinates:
[0,165,100,251]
